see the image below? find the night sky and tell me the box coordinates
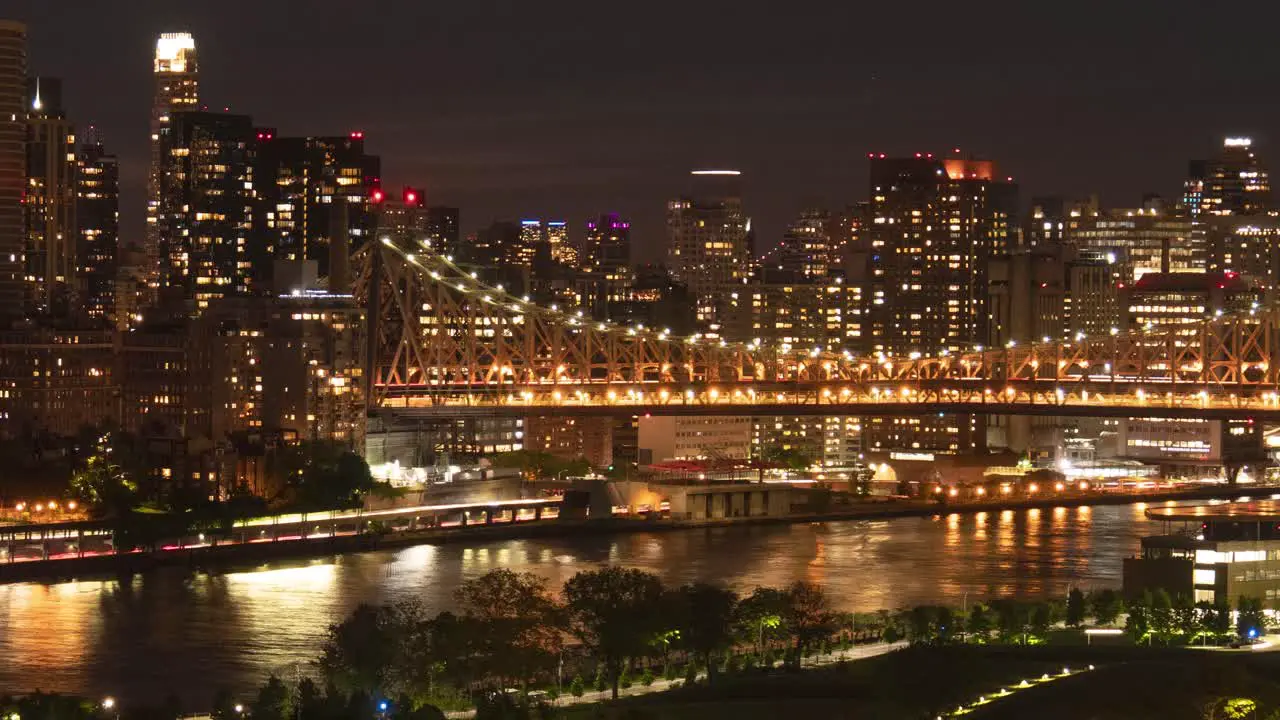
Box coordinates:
[13,1,1280,261]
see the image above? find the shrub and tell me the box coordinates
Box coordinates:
[663,664,678,682]
[725,655,742,674]
[640,668,655,686]
[545,686,560,702]
[593,668,607,692]
[762,648,777,667]
[684,663,698,685]
[619,668,633,690]
[569,676,585,698]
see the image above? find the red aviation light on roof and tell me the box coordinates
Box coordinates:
[370,189,385,204]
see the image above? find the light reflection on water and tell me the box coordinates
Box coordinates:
[0,503,1160,704]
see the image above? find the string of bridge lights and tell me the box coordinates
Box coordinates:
[375,236,1276,370]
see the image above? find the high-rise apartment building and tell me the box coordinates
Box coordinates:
[582,213,632,315]
[24,77,77,316]
[864,153,1016,356]
[666,170,752,321]
[1184,137,1270,218]
[148,32,199,293]
[76,132,119,326]
[425,206,459,255]
[253,133,380,284]
[769,209,832,279]
[156,111,257,312]
[0,21,26,322]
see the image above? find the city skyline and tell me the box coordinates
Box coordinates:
[12,1,1280,259]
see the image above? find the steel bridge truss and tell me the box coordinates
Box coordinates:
[354,239,1280,419]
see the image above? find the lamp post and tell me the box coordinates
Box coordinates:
[102,697,117,720]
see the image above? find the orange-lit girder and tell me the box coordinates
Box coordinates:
[354,241,1280,419]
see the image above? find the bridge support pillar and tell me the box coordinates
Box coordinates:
[534,506,543,521]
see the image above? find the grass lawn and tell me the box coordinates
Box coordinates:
[554,645,1280,719]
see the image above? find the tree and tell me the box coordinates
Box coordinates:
[1201,599,1233,640]
[1029,602,1053,639]
[1237,596,1267,640]
[318,602,429,697]
[781,581,837,664]
[991,600,1030,644]
[568,676,585,698]
[904,606,939,645]
[735,586,788,655]
[966,603,992,642]
[1089,589,1124,627]
[1065,589,1087,628]
[273,440,378,510]
[70,453,137,517]
[1149,589,1174,643]
[1173,594,1199,640]
[1126,592,1151,644]
[671,583,738,684]
[453,569,563,690]
[562,567,666,699]
[250,676,292,720]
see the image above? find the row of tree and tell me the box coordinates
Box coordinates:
[307,567,850,715]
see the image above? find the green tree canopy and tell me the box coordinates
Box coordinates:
[671,582,739,683]
[562,566,666,699]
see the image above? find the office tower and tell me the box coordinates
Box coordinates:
[0,21,25,322]
[1184,137,1270,218]
[148,32,199,293]
[156,111,257,312]
[666,170,752,321]
[253,133,380,285]
[517,219,544,267]
[583,213,632,316]
[865,153,1016,357]
[76,131,119,325]
[24,77,77,316]
[1066,199,1196,280]
[769,209,832,279]
[425,206,459,255]
[546,220,574,266]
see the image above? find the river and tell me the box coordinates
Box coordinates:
[0,501,1163,705]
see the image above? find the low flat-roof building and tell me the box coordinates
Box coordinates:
[1125,501,1280,606]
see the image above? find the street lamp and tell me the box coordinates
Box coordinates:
[234,704,244,715]
[102,697,117,720]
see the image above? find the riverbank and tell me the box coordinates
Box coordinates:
[0,483,1271,584]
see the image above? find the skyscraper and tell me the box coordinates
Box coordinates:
[24,76,77,316]
[864,153,1016,356]
[1184,137,1270,217]
[0,20,26,321]
[76,131,119,325]
[582,213,632,315]
[157,111,257,312]
[546,220,575,266]
[253,132,380,284]
[860,152,1016,454]
[665,170,751,322]
[148,32,199,293]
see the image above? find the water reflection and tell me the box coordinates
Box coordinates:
[0,503,1161,704]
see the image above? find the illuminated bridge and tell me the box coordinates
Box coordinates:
[354,239,1280,421]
